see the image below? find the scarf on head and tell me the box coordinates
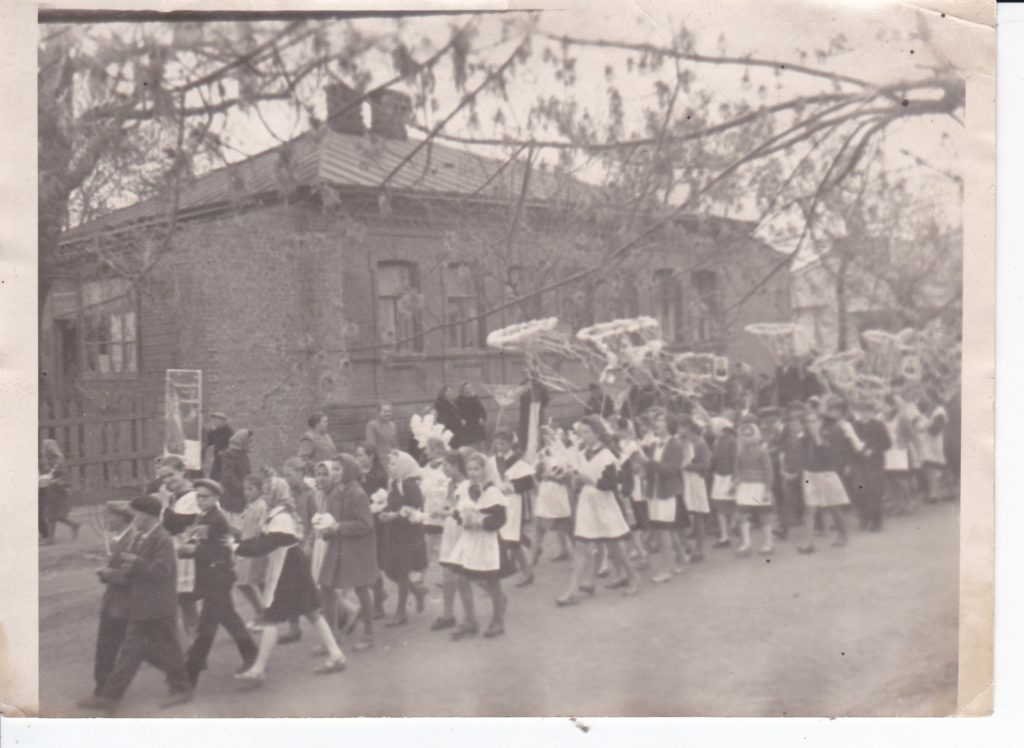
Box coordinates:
[264,476,297,520]
[388,450,421,486]
[228,429,252,451]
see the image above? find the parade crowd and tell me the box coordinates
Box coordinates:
[54,373,959,713]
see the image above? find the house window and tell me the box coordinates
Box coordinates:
[79,279,138,377]
[446,262,482,349]
[505,264,543,324]
[377,261,422,352]
[653,269,682,342]
[691,270,721,343]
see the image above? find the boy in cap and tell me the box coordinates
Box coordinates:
[91,500,136,696]
[78,495,192,712]
[180,479,258,687]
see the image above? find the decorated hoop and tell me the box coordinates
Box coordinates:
[486,317,560,351]
[745,322,796,361]
[577,317,664,371]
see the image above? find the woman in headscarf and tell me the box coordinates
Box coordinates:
[219,429,254,528]
[39,438,78,543]
[355,442,389,619]
[377,450,429,627]
[433,385,465,447]
[298,413,337,476]
[314,457,379,651]
[455,381,487,449]
[234,476,347,688]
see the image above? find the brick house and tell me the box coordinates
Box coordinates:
[42,84,792,479]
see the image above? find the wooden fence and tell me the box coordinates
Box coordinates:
[39,395,157,497]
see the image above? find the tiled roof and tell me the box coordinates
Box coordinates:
[62,128,604,241]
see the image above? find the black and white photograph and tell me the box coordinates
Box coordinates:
[24,0,994,719]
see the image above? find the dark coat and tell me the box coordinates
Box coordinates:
[433,399,464,444]
[121,524,179,621]
[179,506,237,597]
[219,447,251,514]
[318,481,379,589]
[848,418,892,497]
[378,477,427,578]
[204,424,234,481]
[99,527,137,620]
[644,437,685,499]
[41,461,72,522]
[455,394,487,446]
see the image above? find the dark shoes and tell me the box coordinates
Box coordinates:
[159,689,194,710]
[450,624,479,641]
[77,695,117,712]
[483,622,505,638]
[431,616,457,631]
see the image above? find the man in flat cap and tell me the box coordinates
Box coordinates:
[78,495,192,712]
[181,479,257,688]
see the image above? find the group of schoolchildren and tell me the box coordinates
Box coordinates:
[76,384,956,713]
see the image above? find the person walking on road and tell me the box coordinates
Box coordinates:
[78,495,194,712]
[90,501,137,696]
[181,479,258,688]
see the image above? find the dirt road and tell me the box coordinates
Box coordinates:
[40,502,959,717]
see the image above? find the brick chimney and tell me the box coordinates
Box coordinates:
[325,81,365,136]
[370,90,413,140]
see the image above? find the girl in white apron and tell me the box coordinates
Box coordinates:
[531,426,574,568]
[430,451,468,632]
[797,409,850,553]
[490,428,537,588]
[733,417,775,555]
[680,419,711,562]
[556,417,637,606]
[234,478,346,688]
[448,452,512,640]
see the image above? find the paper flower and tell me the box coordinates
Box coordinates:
[410,411,453,451]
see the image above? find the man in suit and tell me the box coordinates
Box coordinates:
[92,500,136,695]
[78,495,193,712]
[181,479,258,688]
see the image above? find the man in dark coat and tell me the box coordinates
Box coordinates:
[181,479,258,687]
[92,500,137,696]
[78,495,193,711]
[202,412,234,482]
[847,399,893,532]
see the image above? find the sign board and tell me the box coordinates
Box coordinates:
[164,369,203,471]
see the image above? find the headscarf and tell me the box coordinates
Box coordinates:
[264,476,295,512]
[315,460,344,489]
[228,429,253,451]
[338,454,362,485]
[387,450,421,485]
[737,420,763,454]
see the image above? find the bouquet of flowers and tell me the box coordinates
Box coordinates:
[410,411,453,451]
[311,512,338,534]
[398,505,426,524]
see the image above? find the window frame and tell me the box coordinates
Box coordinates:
[445,261,484,350]
[653,268,682,343]
[375,260,423,354]
[73,278,140,381]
